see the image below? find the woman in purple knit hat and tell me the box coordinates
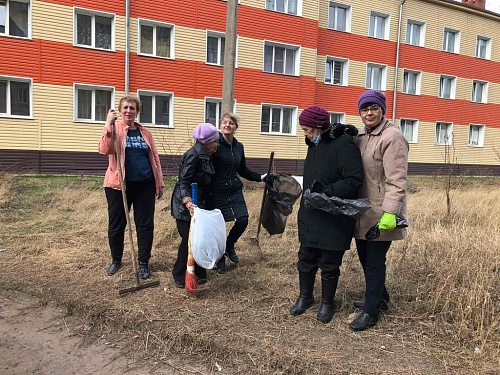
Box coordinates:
[290,105,363,324]
[349,90,409,331]
[170,123,220,288]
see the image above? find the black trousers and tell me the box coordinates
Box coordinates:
[355,239,391,316]
[227,216,248,246]
[297,243,345,280]
[172,219,207,283]
[105,177,156,264]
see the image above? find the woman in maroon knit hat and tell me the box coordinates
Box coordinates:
[290,105,363,324]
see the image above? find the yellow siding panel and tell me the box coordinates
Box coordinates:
[302,1,319,21]
[32,1,73,44]
[238,36,264,70]
[175,26,206,62]
[301,47,317,77]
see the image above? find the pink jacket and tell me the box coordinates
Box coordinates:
[98,121,164,195]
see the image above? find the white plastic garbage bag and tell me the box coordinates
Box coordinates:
[190,207,226,269]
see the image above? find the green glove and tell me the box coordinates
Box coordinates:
[379,212,397,231]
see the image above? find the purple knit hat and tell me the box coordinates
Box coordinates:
[193,123,219,144]
[299,105,330,128]
[358,90,387,115]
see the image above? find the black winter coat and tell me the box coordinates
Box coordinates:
[171,142,215,222]
[298,125,363,251]
[208,133,261,221]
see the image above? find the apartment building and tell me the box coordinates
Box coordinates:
[1,0,499,175]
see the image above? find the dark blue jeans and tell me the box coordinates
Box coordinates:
[105,177,156,264]
[355,239,391,316]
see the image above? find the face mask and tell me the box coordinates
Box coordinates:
[313,135,321,144]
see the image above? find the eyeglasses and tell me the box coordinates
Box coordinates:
[360,105,381,114]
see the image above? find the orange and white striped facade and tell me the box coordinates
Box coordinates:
[1,0,499,175]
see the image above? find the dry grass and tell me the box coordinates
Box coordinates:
[0,174,499,374]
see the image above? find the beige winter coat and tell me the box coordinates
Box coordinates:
[354,118,409,241]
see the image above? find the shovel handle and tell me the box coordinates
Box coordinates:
[256,151,274,241]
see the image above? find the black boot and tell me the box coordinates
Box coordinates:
[225,241,239,264]
[316,275,339,324]
[290,271,316,316]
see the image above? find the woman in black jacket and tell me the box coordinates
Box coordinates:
[209,113,264,274]
[290,105,363,323]
[171,123,220,287]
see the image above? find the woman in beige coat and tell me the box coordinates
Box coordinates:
[350,90,409,331]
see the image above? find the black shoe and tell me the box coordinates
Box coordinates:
[353,299,389,311]
[107,262,121,276]
[198,278,208,287]
[290,296,314,316]
[317,302,335,324]
[349,312,379,331]
[138,263,150,280]
[174,279,185,288]
[225,243,239,264]
[216,258,227,275]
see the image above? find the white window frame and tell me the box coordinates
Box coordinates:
[475,36,491,60]
[369,11,390,40]
[400,118,418,143]
[329,112,345,124]
[204,97,237,126]
[442,28,460,54]
[468,124,485,147]
[73,7,115,51]
[435,122,453,145]
[328,2,351,32]
[206,31,226,66]
[263,41,300,76]
[260,103,297,136]
[0,75,33,118]
[402,69,421,95]
[73,83,115,123]
[471,80,488,104]
[406,19,425,47]
[366,63,387,90]
[0,0,31,39]
[137,90,174,128]
[438,75,456,100]
[325,56,349,86]
[265,0,302,17]
[137,19,174,59]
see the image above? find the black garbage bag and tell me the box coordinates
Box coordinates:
[262,174,302,235]
[303,188,371,219]
[365,216,410,241]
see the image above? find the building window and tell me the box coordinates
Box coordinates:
[328,2,351,32]
[402,69,421,95]
[0,0,30,38]
[261,104,296,135]
[369,12,389,40]
[435,122,453,145]
[400,119,418,143]
[264,42,299,76]
[138,20,173,58]
[438,75,456,99]
[366,63,386,90]
[205,98,222,126]
[0,76,31,117]
[265,0,299,16]
[138,91,172,127]
[471,80,488,104]
[406,19,425,47]
[329,112,345,124]
[74,8,114,50]
[207,32,225,66]
[325,57,348,86]
[442,28,460,53]
[475,36,491,60]
[74,84,114,122]
[468,124,484,147]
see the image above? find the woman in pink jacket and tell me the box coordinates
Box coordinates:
[98,96,164,280]
[350,90,409,331]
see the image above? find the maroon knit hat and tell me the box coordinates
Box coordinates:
[299,105,330,129]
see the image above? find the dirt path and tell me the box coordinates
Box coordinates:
[0,290,204,375]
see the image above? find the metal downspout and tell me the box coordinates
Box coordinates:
[125,0,130,95]
[392,0,406,125]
